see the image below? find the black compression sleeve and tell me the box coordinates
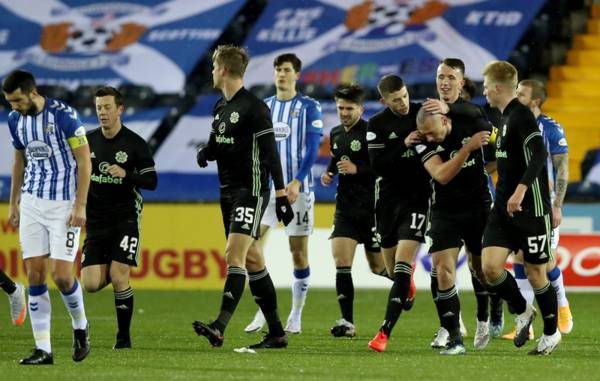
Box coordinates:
[326,157,338,174]
[257,132,285,190]
[126,169,157,190]
[520,135,547,187]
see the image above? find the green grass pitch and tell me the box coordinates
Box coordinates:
[1,289,599,380]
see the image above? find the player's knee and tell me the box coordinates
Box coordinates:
[26,268,47,285]
[111,279,129,292]
[482,262,501,282]
[81,278,102,293]
[52,273,74,292]
[435,262,454,281]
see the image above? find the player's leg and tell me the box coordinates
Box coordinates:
[502,251,535,340]
[110,261,133,349]
[80,227,111,293]
[19,194,53,365]
[331,235,358,337]
[245,246,287,348]
[522,215,560,355]
[287,235,309,333]
[482,246,534,349]
[0,268,27,326]
[243,192,287,349]
[463,209,492,349]
[432,248,465,355]
[364,251,388,278]
[244,224,270,333]
[426,209,462,352]
[285,192,314,334]
[513,252,535,305]
[194,190,266,347]
[243,191,276,333]
[369,239,420,353]
[47,200,89,363]
[547,227,572,334]
[483,208,536,349]
[81,264,110,292]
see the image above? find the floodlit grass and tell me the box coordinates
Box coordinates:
[1,289,598,380]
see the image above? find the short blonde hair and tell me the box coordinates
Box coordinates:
[483,60,517,89]
[212,45,249,78]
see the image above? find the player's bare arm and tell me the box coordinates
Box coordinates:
[422,130,490,185]
[286,179,301,204]
[70,144,91,227]
[8,149,25,227]
[551,152,569,228]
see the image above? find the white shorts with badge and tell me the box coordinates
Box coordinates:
[261,191,314,236]
[19,193,81,262]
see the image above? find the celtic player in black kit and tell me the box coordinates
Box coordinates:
[481,61,560,355]
[366,75,429,353]
[421,58,498,352]
[80,86,157,350]
[193,45,294,350]
[415,58,493,355]
[320,84,386,338]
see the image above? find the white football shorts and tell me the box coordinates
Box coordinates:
[19,192,81,262]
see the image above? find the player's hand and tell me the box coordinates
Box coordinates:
[422,98,449,115]
[337,159,357,175]
[69,203,86,227]
[552,206,562,229]
[286,179,301,204]
[321,171,334,186]
[8,203,19,227]
[107,164,126,178]
[275,195,294,226]
[404,130,423,147]
[465,131,491,152]
[196,144,209,168]
[507,184,527,217]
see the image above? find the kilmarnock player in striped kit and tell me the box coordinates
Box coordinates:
[245,53,322,334]
[4,70,91,365]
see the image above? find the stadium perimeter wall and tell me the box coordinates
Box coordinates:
[0,203,598,290]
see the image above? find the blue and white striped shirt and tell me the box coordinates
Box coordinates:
[538,114,568,199]
[263,93,322,193]
[7,98,86,201]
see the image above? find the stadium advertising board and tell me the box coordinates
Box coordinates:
[0,204,599,290]
[0,0,245,92]
[243,0,545,90]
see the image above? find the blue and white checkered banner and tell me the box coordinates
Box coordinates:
[243,0,545,90]
[0,0,246,92]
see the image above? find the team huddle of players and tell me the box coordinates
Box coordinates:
[192,46,572,356]
[1,44,573,364]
